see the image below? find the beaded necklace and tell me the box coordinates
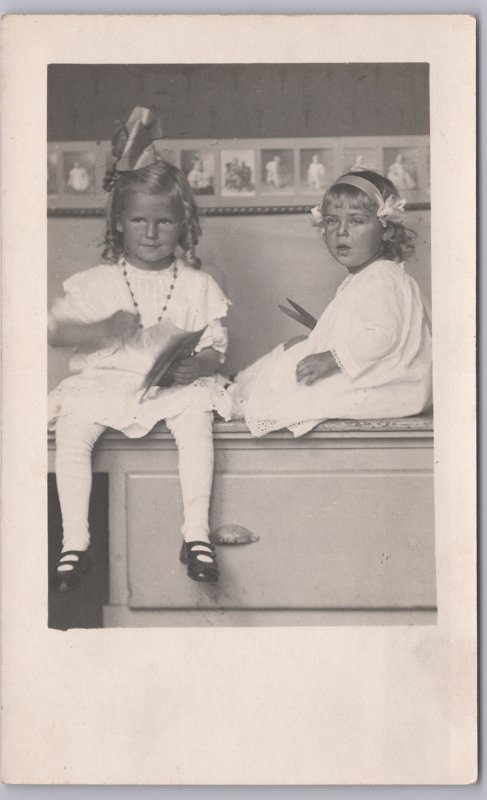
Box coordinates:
[121,258,178,329]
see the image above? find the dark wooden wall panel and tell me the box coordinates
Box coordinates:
[48,63,429,141]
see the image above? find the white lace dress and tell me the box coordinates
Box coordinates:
[230,260,432,437]
[48,259,233,437]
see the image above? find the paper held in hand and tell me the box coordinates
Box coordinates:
[139,324,206,402]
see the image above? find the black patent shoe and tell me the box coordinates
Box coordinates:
[179,541,219,583]
[49,548,96,593]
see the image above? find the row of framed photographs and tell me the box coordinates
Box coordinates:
[47,135,430,212]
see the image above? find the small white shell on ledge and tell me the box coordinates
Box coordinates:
[210,524,260,546]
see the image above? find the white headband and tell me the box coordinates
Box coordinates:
[311,174,407,227]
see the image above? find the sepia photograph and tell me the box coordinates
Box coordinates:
[181,148,215,195]
[260,147,295,193]
[2,14,477,787]
[299,147,334,192]
[384,146,421,195]
[220,148,255,195]
[342,146,381,174]
[63,151,96,195]
[45,62,435,631]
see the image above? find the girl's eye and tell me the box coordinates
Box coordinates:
[351,217,365,225]
[324,217,338,227]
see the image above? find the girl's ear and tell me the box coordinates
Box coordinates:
[381,226,395,241]
[115,217,124,234]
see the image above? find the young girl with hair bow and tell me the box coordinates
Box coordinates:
[230,169,432,437]
[49,108,232,591]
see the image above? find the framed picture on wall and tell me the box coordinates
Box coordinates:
[340,146,381,174]
[260,148,295,194]
[299,148,334,193]
[383,146,423,198]
[62,150,96,196]
[220,149,256,196]
[47,135,431,214]
[181,149,216,195]
[48,141,109,210]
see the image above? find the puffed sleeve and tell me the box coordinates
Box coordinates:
[48,267,118,334]
[193,273,231,361]
[330,276,404,380]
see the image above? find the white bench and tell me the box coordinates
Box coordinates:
[48,415,435,627]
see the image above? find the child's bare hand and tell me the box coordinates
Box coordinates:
[283,334,308,351]
[104,310,139,341]
[168,356,199,385]
[296,351,338,386]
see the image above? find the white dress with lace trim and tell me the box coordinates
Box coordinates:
[229,260,432,437]
[48,259,233,436]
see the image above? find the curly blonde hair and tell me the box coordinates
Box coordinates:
[102,161,202,268]
[319,170,407,261]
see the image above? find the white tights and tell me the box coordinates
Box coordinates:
[55,409,215,552]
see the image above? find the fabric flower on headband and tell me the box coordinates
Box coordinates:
[310,205,324,225]
[374,192,406,227]
[309,185,406,229]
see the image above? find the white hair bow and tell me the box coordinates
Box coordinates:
[310,205,324,225]
[374,193,406,227]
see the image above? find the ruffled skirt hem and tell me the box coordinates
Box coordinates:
[48,369,233,437]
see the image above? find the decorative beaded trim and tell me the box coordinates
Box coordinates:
[47,202,430,218]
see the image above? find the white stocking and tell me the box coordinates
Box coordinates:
[165,408,214,546]
[55,414,106,552]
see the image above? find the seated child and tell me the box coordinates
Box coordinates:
[48,108,233,591]
[230,169,432,437]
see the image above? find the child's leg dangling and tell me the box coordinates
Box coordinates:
[166,408,219,583]
[51,414,106,591]
[165,408,214,543]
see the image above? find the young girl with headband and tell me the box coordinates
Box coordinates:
[230,169,432,436]
[48,108,232,591]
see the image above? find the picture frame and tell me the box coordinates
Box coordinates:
[47,140,111,210]
[47,135,431,215]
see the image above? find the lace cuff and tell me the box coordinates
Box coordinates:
[330,343,367,381]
